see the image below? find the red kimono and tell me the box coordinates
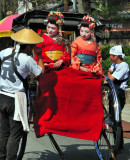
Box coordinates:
[34,34,70,67]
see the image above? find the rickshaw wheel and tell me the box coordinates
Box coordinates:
[95,80,121,160]
[95,115,121,160]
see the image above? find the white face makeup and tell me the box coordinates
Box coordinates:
[46,23,58,37]
[80,27,91,41]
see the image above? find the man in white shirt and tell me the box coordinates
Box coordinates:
[107,45,129,153]
[0,28,45,160]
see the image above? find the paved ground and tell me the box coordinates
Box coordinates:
[22,128,130,160]
[122,104,130,122]
[20,104,130,160]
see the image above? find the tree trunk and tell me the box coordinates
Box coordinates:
[64,0,68,12]
[1,0,6,18]
[78,0,91,15]
[0,0,2,19]
[78,0,84,13]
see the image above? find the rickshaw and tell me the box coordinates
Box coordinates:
[11,10,121,160]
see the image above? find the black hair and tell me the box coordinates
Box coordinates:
[113,54,123,60]
[20,44,28,50]
[80,20,89,28]
[118,55,123,60]
[47,15,59,28]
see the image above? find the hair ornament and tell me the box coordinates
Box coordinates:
[83,15,96,29]
[48,11,64,26]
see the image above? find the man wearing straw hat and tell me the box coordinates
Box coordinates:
[107,45,129,153]
[0,28,45,160]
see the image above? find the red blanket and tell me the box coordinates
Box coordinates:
[33,67,104,141]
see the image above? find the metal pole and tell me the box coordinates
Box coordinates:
[64,0,68,12]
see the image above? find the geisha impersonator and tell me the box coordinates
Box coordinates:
[33,12,104,142]
[34,11,70,69]
[71,15,104,76]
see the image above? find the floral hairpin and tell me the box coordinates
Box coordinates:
[48,11,64,26]
[83,15,96,29]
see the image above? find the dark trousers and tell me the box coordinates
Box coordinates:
[0,94,23,160]
[109,89,126,150]
[117,89,125,149]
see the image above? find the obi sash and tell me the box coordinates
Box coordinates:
[45,50,63,61]
[76,54,96,65]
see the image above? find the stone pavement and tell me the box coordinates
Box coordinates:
[22,126,130,160]
[122,104,130,122]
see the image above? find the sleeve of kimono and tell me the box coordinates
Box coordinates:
[34,35,45,64]
[59,46,71,66]
[36,35,45,48]
[91,45,104,76]
[70,41,81,70]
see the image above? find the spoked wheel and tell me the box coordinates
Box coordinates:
[95,77,122,160]
[95,115,121,160]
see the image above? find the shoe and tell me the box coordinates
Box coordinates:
[117,146,124,154]
[117,149,121,154]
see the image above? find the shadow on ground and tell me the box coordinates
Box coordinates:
[23,143,97,160]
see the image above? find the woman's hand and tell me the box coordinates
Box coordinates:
[53,60,64,69]
[44,63,54,66]
[79,66,90,72]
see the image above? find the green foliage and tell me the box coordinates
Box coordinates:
[101,45,111,60]
[92,0,123,20]
[124,56,130,64]
[123,46,130,57]
[124,56,130,87]
[102,58,112,76]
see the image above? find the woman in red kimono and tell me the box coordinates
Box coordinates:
[71,15,104,76]
[34,11,70,70]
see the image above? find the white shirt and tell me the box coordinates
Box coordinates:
[0,48,42,94]
[109,62,129,90]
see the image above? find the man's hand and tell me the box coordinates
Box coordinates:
[34,46,42,58]
[33,46,45,76]
[107,69,115,81]
[107,69,113,75]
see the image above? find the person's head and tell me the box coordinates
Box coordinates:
[11,28,43,58]
[80,21,91,40]
[79,15,96,41]
[19,44,35,53]
[47,11,64,37]
[109,45,125,63]
[47,16,59,37]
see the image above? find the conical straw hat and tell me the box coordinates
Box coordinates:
[11,28,43,44]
